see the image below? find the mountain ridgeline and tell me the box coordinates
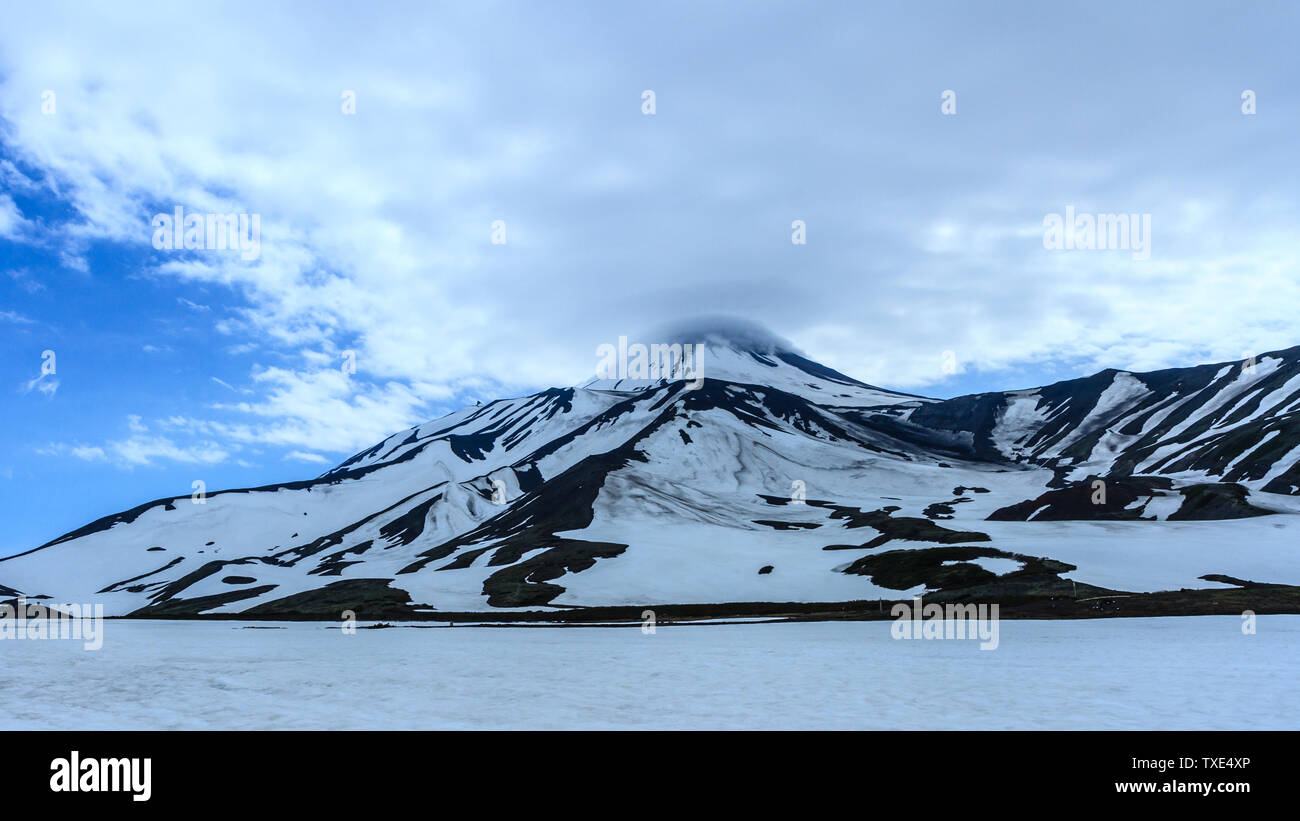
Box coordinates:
[4,327,1299,619]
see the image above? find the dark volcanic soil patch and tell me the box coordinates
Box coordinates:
[130,585,279,617]
[839,545,1081,598]
[988,476,1273,522]
[1169,483,1273,520]
[241,578,419,619]
[752,520,821,530]
[923,498,970,520]
[481,539,628,607]
[1198,573,1285,588]
[987,475,1174,521]
[759,494,991,549]
[97,557,185,594]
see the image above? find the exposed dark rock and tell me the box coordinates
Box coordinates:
[1170,483,1273,520]
[840,545,1077,597]
[752,520,821,530]
[987,475,1174,521]
[241,578,418,619]
[97,557,185,594]
[1198,573,1284,588]
[482,539,628,607]
[130,585,279,617]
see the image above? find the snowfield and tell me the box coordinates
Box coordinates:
[1,617,1296,730]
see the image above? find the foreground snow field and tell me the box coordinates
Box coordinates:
[2,617,1296,730]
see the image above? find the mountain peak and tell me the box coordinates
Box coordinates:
[580,315,915,407]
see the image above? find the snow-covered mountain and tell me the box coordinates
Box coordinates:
[5,322,1300,617]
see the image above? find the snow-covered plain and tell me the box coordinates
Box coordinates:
[2,617,1296,730]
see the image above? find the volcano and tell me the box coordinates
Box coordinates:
[5,320,1300,619]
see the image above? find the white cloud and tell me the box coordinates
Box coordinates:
[285,451,329,464]
[0,193,29,239]
[107,436,229,468]
[59,252,88,273]
[0,159,37,191]
[20,372,58,397]
[7,269,47,293]
[188,364,455,454]
[37,443,104,462]
[36,363,448,471]
[177,297,210,312]
[39,415,231,468]
[2,1,1298,459]
[210,376,248,394]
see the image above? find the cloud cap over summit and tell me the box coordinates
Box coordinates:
[640,316,804,356]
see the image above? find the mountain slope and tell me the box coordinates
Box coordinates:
[878,347,1300,492]
[4,327,1300,618]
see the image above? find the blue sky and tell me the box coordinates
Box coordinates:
[1,0,1298,557]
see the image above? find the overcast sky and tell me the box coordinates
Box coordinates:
[1,1,1298,555]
